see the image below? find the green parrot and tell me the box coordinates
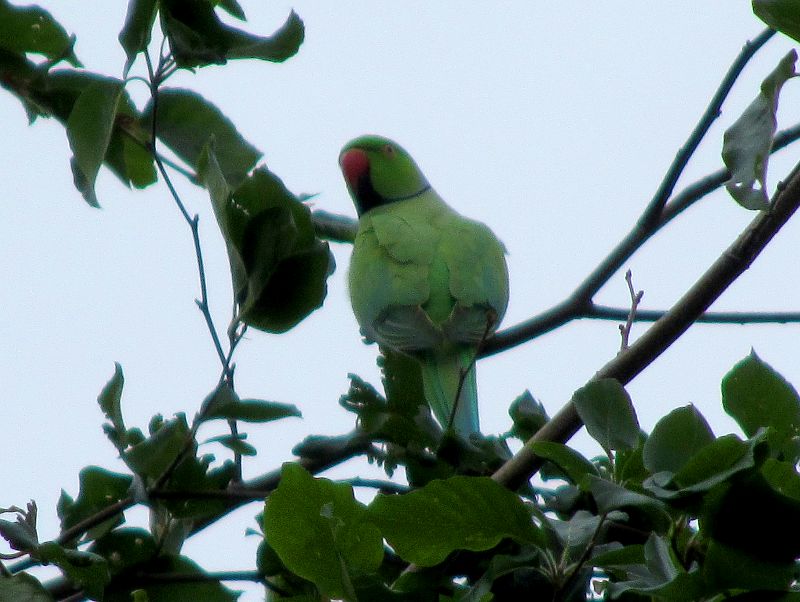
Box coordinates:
[340,135,509,437]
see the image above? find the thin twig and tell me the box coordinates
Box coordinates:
[130,569,264,584]
[491,158,800,491]
[641,28,775,224]
[145,51,231,378]
[312,209,358,242]
[344,477,409,495]
[618,270,644,351]
[591,305,800,324]
[58,498,136,547]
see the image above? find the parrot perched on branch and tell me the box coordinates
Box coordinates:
[339,135,509,437]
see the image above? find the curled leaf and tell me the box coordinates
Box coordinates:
[722,50,797,210]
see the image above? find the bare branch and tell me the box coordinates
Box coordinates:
[591,305,800,325]
[618,270,644,351]
[313,209,358,242]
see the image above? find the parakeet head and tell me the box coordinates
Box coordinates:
[339,135,430,216]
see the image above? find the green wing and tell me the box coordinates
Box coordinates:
[439,215,509,341]
[348,190,508,436]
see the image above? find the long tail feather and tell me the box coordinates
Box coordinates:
[420,348,479,437]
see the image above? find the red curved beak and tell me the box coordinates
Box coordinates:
[339,148,369,190]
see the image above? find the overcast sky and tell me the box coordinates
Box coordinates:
[3,3,800,599]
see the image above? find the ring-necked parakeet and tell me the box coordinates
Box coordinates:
[340,135,509,437]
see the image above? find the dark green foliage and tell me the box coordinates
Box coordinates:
[263,463,383,600]
[0,0,81,66]
[202,148,335,333]
[754,0,800,44]
[57,467,132,541]
[722,350,800,452]
[368,475,543,566]
[508,390,549,441]
[643,404,715,475]
[67,77,125,206]
[103,555,240,601]
[159,0,303,68]
[143,88,261,188]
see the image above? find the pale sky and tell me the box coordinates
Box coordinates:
[2,3,800,600]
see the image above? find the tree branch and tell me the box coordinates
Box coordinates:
[590,305,800,325]
[492,160,800,490]
[641,27,774,224]
[312,209,358,242]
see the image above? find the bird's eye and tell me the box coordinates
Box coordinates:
[383,144,395,157]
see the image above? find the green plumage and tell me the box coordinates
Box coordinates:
[341,135,509,437]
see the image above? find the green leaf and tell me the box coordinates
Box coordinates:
[0,573,53,601]
[344,350,439,452]
[721,350,800,449]
[158,454,236,520]
[0,1,80,66]
[160,0,304,68]
[57,466,132,541]
[206,396,301,423]
[118,0,158,75]
[643,404,715,475]
[89,528,158,576]
[98,362,127,450]
[103,555,239,602]
[508,390,549,441]
[464,549,544,602]
[223,10,303,61]
[368,476,543,567]
[702,470,800,562]
[591,544,645,569]
[144,88,260,188]
[205,434,257,456]
[264,463,383,600]
[645,432,766,499]
[38,542,109,600]
[722,50,797,209]
[103,128,157,189]
[753,0,800,43]
[124,415,191,480]
[585,476,670,530]
[605,534,707,601]
[0,517,38,553]
[761,457,800,500]
[548,510,604,555]
[201,149,335,333]
[703,540,795,592]
[573,378,640,451]
[380,348,426,416]
[218,0,246,20]
[531,441,599,485]
[66,77,125,207]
